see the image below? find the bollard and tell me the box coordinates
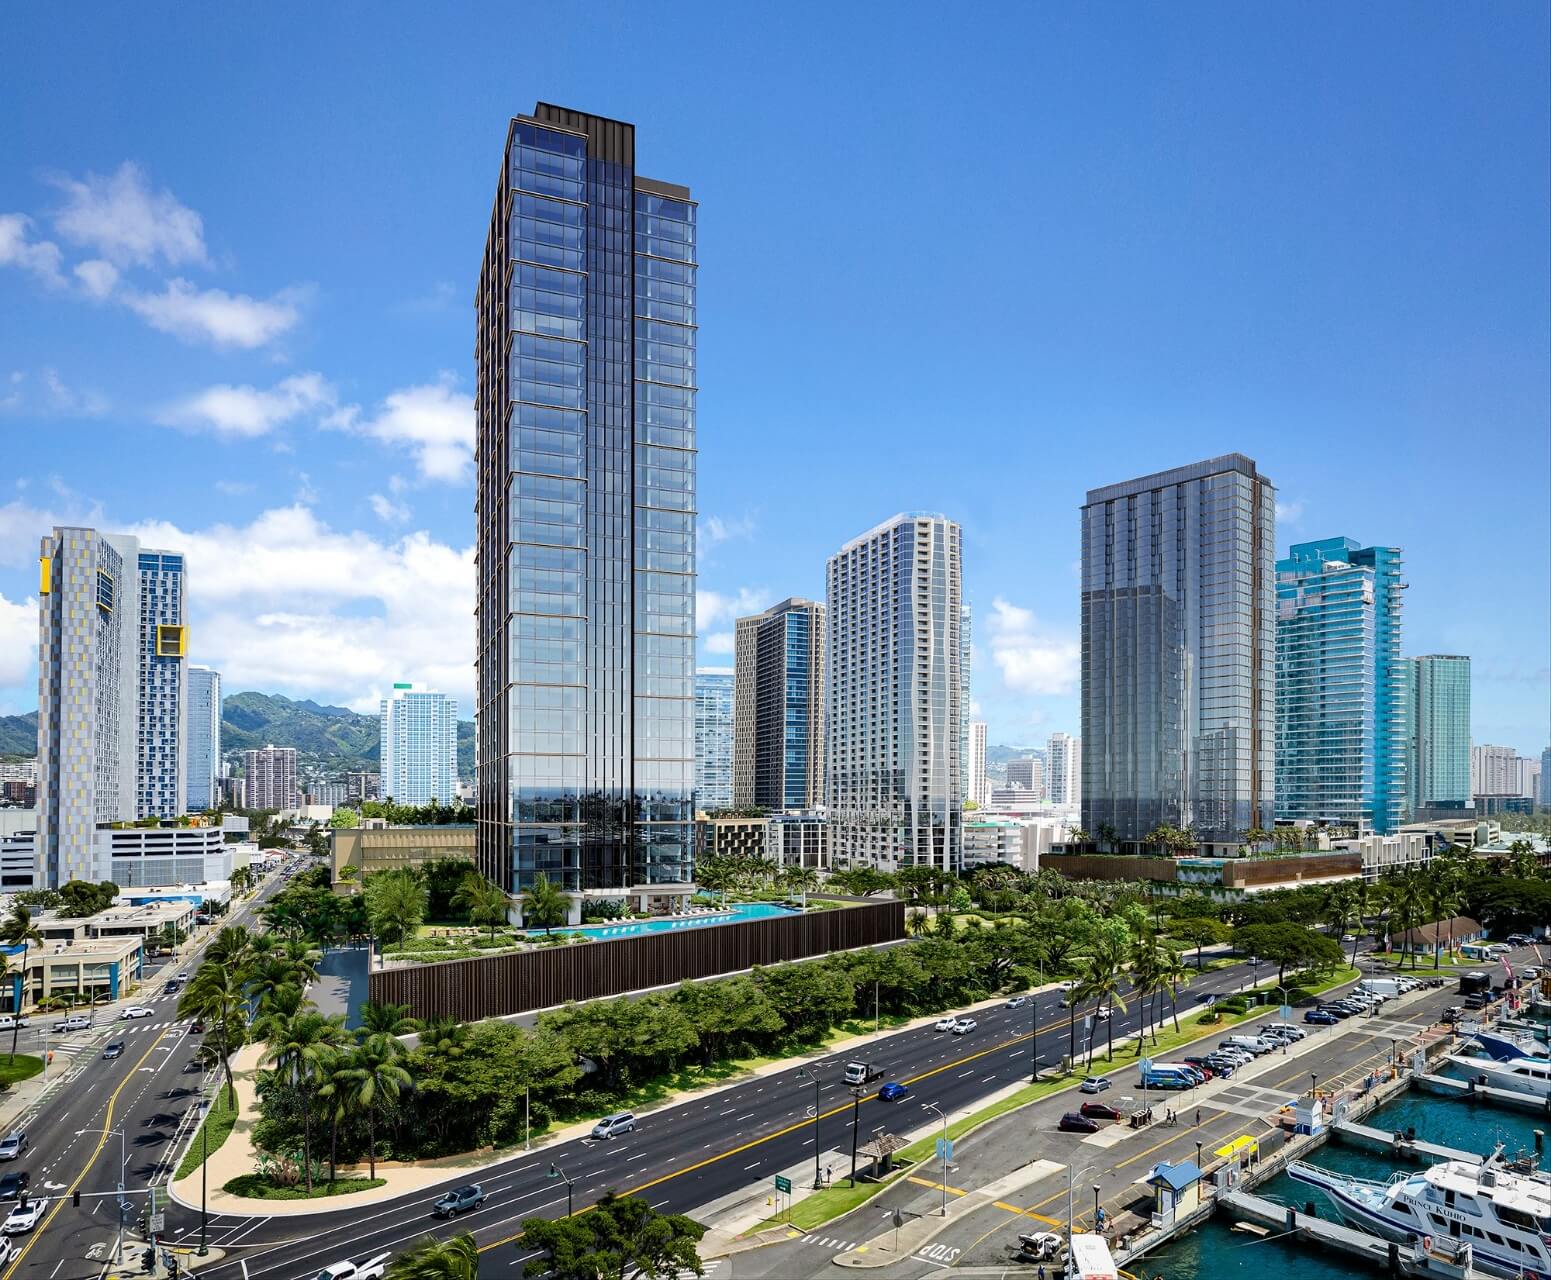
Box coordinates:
[1387,1241,1400,1277]
[1406,1125,1416,1142]
[1536,1129,1544,1152]
[1305,1201,1317,1218]
[1286,1208,1295,1231]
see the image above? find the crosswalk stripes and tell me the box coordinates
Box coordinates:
[799,1233,860,1251]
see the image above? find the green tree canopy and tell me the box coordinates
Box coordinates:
[520,1192,705,1280]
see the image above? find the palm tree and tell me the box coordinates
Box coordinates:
[452,872,509,942]
[1428,867,1464,970]
[365,870,427,946]
[384,1234,478,1280]
[282,938,323,990]
[1160,948,1192,1033]
[2,904,43,1060]
[905,909,929,937]
[205,925,255,975]
[315,1047,356,1184]
[520,873,568,936]
[178,964,248,1103]
[246,956,301,1019]
[357,1001,417,1039]
[1127,937,1163,1048]
[419,1015,471,1062]
[262,1008,344,1194]
[341,1036,413,1179]
[1073,945,1128,1067]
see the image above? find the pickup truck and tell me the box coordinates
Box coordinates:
[842,1060,883,1086]
[52,1015,90,1033]
[432,1183,487,1217]
[315,1253,390,1280]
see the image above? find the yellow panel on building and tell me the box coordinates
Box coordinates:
[156,624,187,657]
[38,556,51,595]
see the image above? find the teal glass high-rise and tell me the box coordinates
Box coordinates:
[475,105,696,918]
[1275,537,1406,833]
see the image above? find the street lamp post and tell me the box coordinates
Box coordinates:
[1065,1163,1097,1247]
[1093,1184,1102,1233]
[796,1067,823,1189]
[198,1090,214,1256]
[547,1163,574,1218]
[848,1086,864,1187]
[76,1127,128,1264]
[921,1102,948,1217]
[1030,962,1043,1085]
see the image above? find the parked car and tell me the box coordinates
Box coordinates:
[589,1112,636,1140]
[1507,933,1534,946]
[1058,1112,1101,1134]
[1079,1075,1111,1094]
[1443,1006,1465,1022]
[0,1134,27,1162]
[431,1184,486,1218]
[1201,1057,1236,1078]
[0,1017,29,1031]
[951,1018,977,1035]
[119,1006,155,1020]
[878,1082,910,1102]
[1079,1101,1122,1121]
[1305,1009,1339,1025]
[933,1017,957,1032]
[2,1201,42,1235]
[51,1015,90,1033]
[102,1042,125,1060]
[1005,996,1027,1009]
[0,1173,28,1201]
[1180,1057,1217,1078]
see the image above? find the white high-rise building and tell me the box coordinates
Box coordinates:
[36,529,188,887]
[244,746,297,811]
[1046,732,1080,806]
[186,666,221,811]
[827,513,964,871]
[1006,757,1045,799]
[379,683,459,806]
[968,721,988,807]
[1472,744,1520,797]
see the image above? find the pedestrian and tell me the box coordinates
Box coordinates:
[824,1164,832,1187]
[1195,1107,1201,1126]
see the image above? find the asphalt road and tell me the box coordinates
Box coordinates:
[153,956,1284,1280]
[0,862,300,1280]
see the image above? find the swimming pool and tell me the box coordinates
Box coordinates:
[526,901,798,940]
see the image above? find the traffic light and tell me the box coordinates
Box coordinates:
[72,1189,80,1207]
[141,1247,155,1273]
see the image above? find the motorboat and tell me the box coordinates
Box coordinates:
[1471,1028,1551,1063]
[1290,1152,1551,1278]
[1449,1052,1551,1100]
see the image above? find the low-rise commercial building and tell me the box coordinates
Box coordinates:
[3,935,144,1011]
[96,824,231,887]
[963,817,1067,873]
[694,812,830,870]
[1331,831,1436,880]
[330,824,475,887]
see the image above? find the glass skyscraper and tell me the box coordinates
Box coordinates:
[186,665,221,812]
[379,683,459,807]
[135,550,187,819]
[1409,654,1472,811]
[733,598,825,811]
[475,104,696,916]
[1275,538,1405,833]
[693,670,734,811]
[827,514,964,871]
[1081,455,1275,850]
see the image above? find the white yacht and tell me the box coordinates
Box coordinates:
[1450,1051,1551,1100]
[1290,1154,1551,1278]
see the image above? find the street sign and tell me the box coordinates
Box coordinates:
[935,1137,954,1162]
[148,1212,165,1234]
[1280,1004,1293,1021]
[774,1175,792,1194]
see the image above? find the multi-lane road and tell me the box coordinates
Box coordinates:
[129,956,1276,1280]
[0,864,296,1280]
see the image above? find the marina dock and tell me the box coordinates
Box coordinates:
[1415,1071,1551,1114]
[1332,1119,1484,1165]
[1218,1188,1481,1279]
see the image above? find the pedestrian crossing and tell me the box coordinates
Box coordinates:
[797,1232,861,1252]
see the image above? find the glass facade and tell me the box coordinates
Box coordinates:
[733,598,826,811]
[1275,538,1405,833]
[693,670,734,810]
[476,105,696,900]
[1409,654,1472,809]
[135,551,186,819]
[1081,455,1275,848]
[827,515,964,871]
[186,665,220,812]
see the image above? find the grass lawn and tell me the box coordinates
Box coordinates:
[223,1174,386,1200]
[0,1055,44,1088]
[174,1084,238,1180]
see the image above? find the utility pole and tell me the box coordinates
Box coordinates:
[848,1086,863,1186]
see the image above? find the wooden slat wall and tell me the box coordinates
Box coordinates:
[369,901,906,1022]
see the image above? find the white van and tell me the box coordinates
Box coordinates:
[590,1112,637,1139]
[1223,1034,1276,1056]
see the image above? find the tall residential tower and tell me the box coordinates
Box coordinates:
[1275,538,1406,833]
[827,514,964,871]
[693,669,734,810]
[1409,655,1471,814]
[186,665,221,811]
[379,683,459,806]
[732,598,825,811]
[1081,455,1275,850]
[475,105,697,918]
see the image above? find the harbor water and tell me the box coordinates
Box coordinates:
[1144,1086,1551,1278]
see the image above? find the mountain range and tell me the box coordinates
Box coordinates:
[0,694,474,777]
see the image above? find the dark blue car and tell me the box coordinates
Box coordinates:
[1305,1008,1339,1024]
[878,1081,909,1102]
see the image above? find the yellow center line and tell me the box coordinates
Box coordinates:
[2,1026,177,1280]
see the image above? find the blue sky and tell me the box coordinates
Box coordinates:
[0,3,1547,754]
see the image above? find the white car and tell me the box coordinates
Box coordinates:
[1095,1005,1113,1021]
[0,1017,27,1031]
[119,1006,155,1020]
[1079,1075,1111,1094]
[951,1018,977,1035]
[3,1201,43,1234]
[933,1017,957,1032]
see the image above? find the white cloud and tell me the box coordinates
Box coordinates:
[124,278,303,348]
[49,162,207,269]
[0,593,35,687]
[40,367,108,416]
[158,372,334,438]
[214,480,254,497]
[699,513,756,560]
[125,506,476,712]
[369,493,411,523]
[0,213,64,287]
[73,259,119,299]
[0,492,107,568]
[986,596,1079,695]
[339,377,473,483]
[704,632,735,655]
[1275,499,1304,526]
[697,586,773,632]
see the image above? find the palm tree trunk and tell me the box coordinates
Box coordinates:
[9,943,25,1061]
[368,1106,377,1180]
[1171,985,1180,1033]
[329,1117,339,1183]
[302,1088,314,1194]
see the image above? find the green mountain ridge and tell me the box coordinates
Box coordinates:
[0,711,38,758]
